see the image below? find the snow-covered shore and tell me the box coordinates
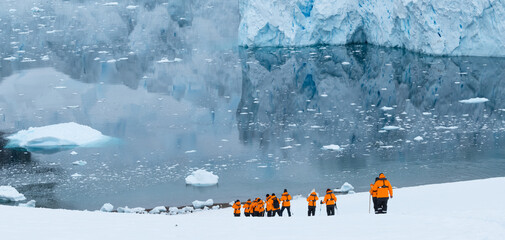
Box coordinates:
[1,177,504,240]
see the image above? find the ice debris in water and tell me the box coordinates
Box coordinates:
[100,203,114,212]
[414,136,424,141]
[185,169,219,186]
[192,199,214,209]
[383,126,400,130]
[72,160,87,166]
[117,206,145,214]
[322,144,343,151]
[149,206,167,214]
[0,186,27,202]
[459,97,489,104]
[18,200,36,208]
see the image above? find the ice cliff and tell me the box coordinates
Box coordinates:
[239,0,505,57]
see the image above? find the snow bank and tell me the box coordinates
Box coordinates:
[6,122,112,151]
[185,170,219,186]
[1,178,505,239]
[239,0,505,57]
[192,199,214,209]
[100,203,114,212]
[459,97,489,104]
[0,186,27,202]
[117,206,145,214]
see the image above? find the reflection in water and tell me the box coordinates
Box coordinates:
[0,44,505,210]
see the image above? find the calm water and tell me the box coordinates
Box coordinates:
[1,1,505,210]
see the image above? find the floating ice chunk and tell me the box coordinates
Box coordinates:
[100,203,114,212]
[380,145,394,149]
[103,2,118,6]
[212,205,220,210]
[192,199,214,209]
[18,200,36,208]
[0,186,26,202]
[435,126,458,130]
[322,144,343,151]
[185,150,197,154]
[414,136,424,141]
[71,173,83,178]
[381,106,393,111]
[334,182,354,194]
[41,55,49,61]
[157,57,182,63]
[70,151,78,155]
[3,56,16,61]
[341,61,350,65]
[72,160,87,166]
[126,5,138,10]
[149,206,167,214]
[280,146,292,149]
[185,169,219,186]
[422,112,432,116]
[383,126,400,130]
[6,122,112,151]
[459,98,489,104]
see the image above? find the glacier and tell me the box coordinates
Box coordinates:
[239,0,505,57]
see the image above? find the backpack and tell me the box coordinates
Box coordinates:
[273,197,280,209]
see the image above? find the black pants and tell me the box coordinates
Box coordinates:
[280,206,291,217]
[271,209,281,217]
[253,211,258,217]
[245,212,250,217]
[372,197,378,213]
[376,197,389,214]
[326,205,335,216]
[234,213,240,217]
[308,206,316,216]
[267,210,272,217]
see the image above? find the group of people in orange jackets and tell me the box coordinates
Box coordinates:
[232,189,293,217]
[369,173,393,214]
[307,188,337,216]
[232,173,394,217]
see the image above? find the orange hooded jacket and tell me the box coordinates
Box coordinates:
[232,201,241,214]
[372,173,393,198]
[369,183,377,197]
[243,200,252,213]
[265,195,272,211]
[322,190,337,205]
[307,192,318,206]
[268,196,280,211]
[280,192,292,207]
[255,198,265,212]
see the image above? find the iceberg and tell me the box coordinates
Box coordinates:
[239,0,505,57]
[192,199,214,209]
[334,182,354,194]
[0,186,27,202]
[6,122,112,152]
[185,169,219,186]
[100,203,114,212]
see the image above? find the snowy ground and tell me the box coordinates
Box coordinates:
[1,178,504,240]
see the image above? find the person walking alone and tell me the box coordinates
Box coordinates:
[321,189,337,216]
[372,173,393,214]
[307,189,318,216]
[280,189,292,217]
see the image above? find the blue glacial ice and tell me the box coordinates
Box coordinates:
[239,0,505,57]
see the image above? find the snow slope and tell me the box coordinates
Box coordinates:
[239,0,505,57]
[1,177,504,239]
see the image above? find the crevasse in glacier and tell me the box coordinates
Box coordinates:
[239,0,505,57]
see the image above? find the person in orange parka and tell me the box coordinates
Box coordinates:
[232,200,241,217]
[280,189,292,217]
[254,198,265,217]
[369,177,379,213]
[243,199,252,217]
[321,188,337,216]
[251,198,258,217]
[307,190,319,216]
[372,173,393,214]
[268,193,281,217]
[265,194,273,217]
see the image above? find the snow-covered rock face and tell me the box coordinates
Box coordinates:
[239,0,505,57]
